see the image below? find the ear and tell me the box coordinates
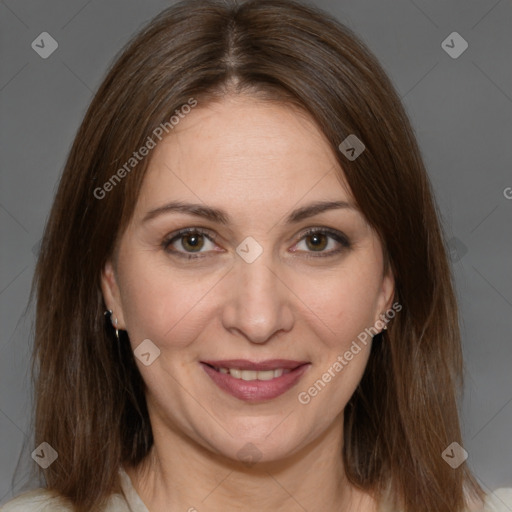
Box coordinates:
[100,259,126,329]
[373,266,396,326]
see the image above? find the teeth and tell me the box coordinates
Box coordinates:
[215,367,291,381]
[257,370,275,381]
[230,368,242,379]
[241,370,257,381]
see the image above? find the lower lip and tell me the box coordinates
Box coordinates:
[201,363,310,402]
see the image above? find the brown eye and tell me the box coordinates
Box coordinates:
[292,228,351,258]
[163,228,218,259]
[305,232,328,252]
[180,233,205,252]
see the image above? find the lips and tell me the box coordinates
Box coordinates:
[202,359,306,371]
[200,359,310,402]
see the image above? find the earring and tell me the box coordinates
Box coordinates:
[113,316,120,341]
[378,312,389,332]
[104,309,120,341]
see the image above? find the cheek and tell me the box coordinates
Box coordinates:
[117,250,224,349]
[292,254,384,422]
[117,235,384,355]
[291,262,383,348]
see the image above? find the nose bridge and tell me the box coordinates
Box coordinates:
[222,247,293,343]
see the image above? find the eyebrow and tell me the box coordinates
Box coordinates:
[142,199,356,225]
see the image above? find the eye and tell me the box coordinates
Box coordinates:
[162,228,220,259]
[162,226,351,260]
[291,228,350,257]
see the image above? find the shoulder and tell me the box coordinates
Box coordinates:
[0,489,73,512]
[483,488,512,512]
[0,488,132,512]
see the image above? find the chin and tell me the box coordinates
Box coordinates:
[200,420,309,465]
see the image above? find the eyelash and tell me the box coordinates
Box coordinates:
[161,227,351,260]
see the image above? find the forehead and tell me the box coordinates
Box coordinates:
[133,95,353,218]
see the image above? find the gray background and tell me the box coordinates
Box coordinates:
[1,0,511,505]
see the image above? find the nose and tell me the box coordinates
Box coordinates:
[221,253,294,344]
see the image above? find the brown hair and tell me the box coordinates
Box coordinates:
[30,0,483,510]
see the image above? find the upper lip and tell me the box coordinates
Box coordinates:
[201,359,308,371]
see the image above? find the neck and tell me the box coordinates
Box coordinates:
[126,414,377,512]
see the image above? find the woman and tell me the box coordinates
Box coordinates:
[2,0,510,511]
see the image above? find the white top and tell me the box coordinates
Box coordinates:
[1,467,511,511]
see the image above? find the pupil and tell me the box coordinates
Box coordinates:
[307,233,327,251]
[183,234,203,251]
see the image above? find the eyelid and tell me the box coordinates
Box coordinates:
[291,227,351,257]
[297,227,350,245]
[162,227,220,259]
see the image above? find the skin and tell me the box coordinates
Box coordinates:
[101,94,395,512]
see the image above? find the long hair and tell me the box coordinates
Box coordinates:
[30,0,483,510]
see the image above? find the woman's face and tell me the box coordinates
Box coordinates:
[102,94,394,463]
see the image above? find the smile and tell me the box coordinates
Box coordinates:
[213,367,291,380]
[200,359,310,402]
